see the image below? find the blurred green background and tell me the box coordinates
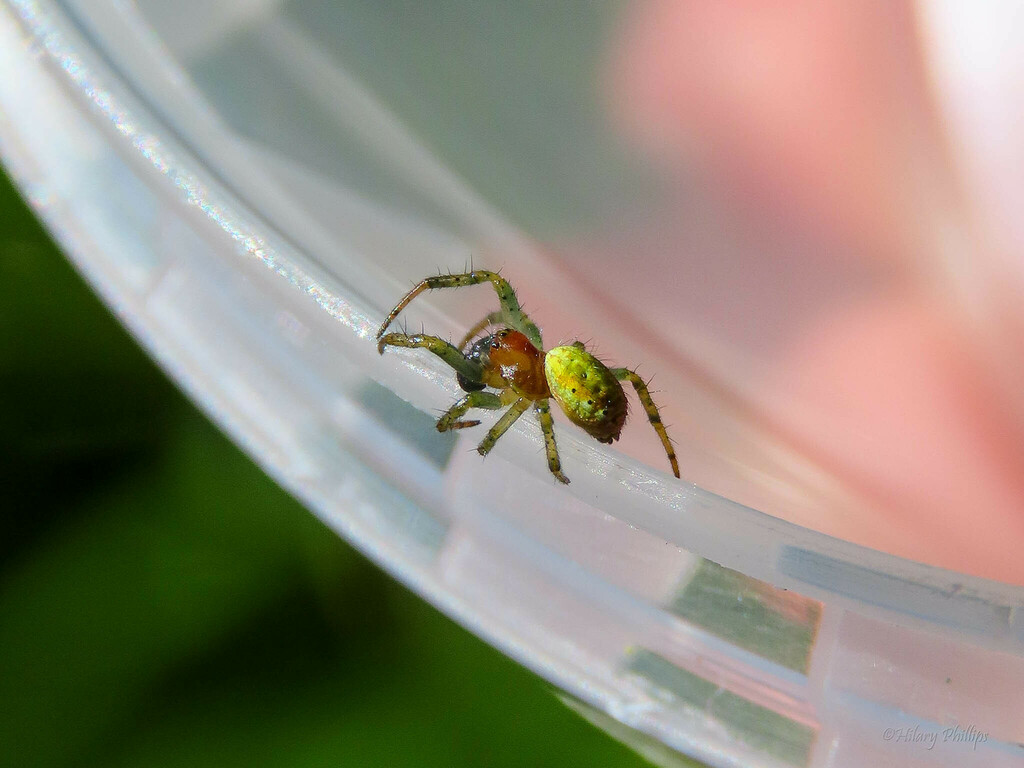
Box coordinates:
[0,167,655,767]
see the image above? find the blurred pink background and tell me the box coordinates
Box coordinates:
[538,1,1024,584]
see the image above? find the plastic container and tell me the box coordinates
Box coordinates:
[2,1,1024,766]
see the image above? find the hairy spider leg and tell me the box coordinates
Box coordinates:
[535,400,569,484]
[477,397,532,456]
[611,368,680,478]
[436,391,503,432]
[458,310,504,351]
[375,271,543,349]
[377,332,483,383]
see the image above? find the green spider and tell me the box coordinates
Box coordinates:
[376,270,679,484]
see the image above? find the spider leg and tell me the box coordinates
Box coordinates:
[378,332,484,383]
[436,391,503,432]
[611,368,680,479]
[376,270,543,349]
[535,400,570,484]
[458,310,504,351]
[476,397,531,457]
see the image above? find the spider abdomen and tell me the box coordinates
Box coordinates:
[544,345,627,443]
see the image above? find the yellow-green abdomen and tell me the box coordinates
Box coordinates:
[544,344,627,443]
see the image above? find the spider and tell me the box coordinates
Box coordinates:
[376,270,679,484]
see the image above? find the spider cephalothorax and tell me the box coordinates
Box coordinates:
[376,270,679,484]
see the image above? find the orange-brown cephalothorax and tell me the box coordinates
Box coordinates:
[485,329,550,399]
